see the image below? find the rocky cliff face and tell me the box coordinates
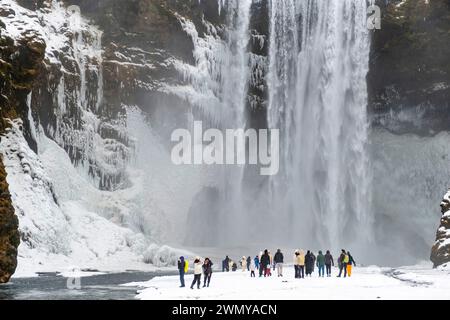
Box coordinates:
[0,3,46,282]
[0,0,227,279]
[431,190,450,267]
[369,0,450,135]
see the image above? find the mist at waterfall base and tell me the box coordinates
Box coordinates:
[120,0,448,268]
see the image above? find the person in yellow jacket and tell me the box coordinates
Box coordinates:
[346,251,356,277]
[297,250,305,279]
[337,249,349,277]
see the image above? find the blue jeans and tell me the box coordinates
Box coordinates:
[318,265,325,277]
[179,270,185,287]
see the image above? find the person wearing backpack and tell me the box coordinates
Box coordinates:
[346,251,356,277]
[337,250,348,278]
[324,250,334,277]
[316,251,325,277]
[178,256,186,287]
[190,257,203,289]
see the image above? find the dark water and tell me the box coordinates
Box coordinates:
[0,271,176,300]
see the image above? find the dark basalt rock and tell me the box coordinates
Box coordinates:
[0,23,44,283]
[0,159,19,283]
[369,0,450,135]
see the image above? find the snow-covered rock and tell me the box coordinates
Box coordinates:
[431,190,450,267]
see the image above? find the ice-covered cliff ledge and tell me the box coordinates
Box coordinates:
[1,119,194,276]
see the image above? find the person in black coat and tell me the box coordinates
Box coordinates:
[223,255,230,272]
[260,249,270,277]
[246,256,251,271]
[273,249,284,277]
[305,250,314,276]
[202,258,213,287]
[324,250,334,277]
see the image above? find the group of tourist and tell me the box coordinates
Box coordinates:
[177,249,356,289]
[293,249,356,278]
[177,256,214,289]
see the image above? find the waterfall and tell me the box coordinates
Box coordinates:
[170,0,253,244]
[267,0,373,249]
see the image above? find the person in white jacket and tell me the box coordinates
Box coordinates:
[190,257,203,289]
[241,256,247,272]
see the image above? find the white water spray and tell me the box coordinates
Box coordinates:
[267,0,373,249]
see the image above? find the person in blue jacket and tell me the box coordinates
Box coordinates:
[254,255,260,271]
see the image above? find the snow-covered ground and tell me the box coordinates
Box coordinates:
[126,263,450,300]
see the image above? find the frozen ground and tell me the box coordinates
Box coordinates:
[126,263,450,300]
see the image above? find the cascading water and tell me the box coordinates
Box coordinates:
[171,0,254,244]
[173,0,375,252]
[266,0,373,250]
